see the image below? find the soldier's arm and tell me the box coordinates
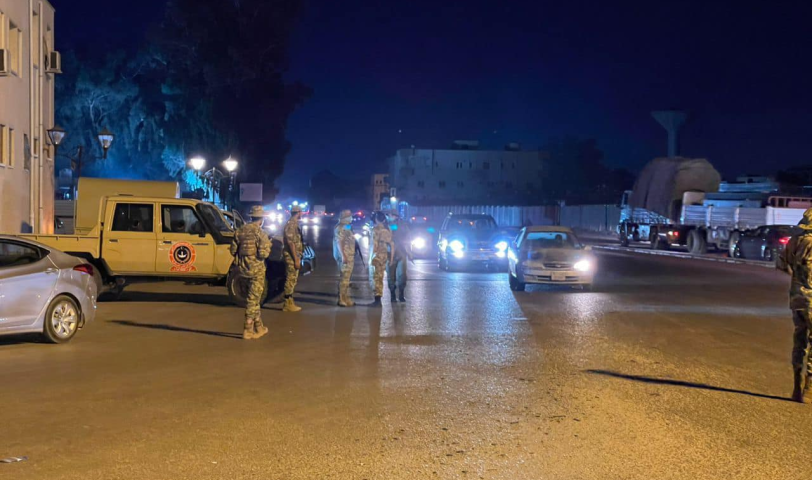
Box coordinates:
[777,242,791,274]
[286,224,300,259]
[229,233,239,257]
[257,229,272,260]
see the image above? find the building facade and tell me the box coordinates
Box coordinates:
[388,142,546,205]
[0,0,58,233]
[370,173,389,209]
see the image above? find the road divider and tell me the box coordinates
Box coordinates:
[593,245,777,269]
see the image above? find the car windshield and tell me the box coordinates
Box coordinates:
[199,204,233,235]
[448,217,497,230]
[523,231,581,249]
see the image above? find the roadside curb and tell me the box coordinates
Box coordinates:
[593,245,777,269]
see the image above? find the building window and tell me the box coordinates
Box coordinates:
[456,181,464,188]
[433,161,439,168]
[417,181,425,188]
[483,162,490,170]
[468,161,473,169]
[0,126,13,167]
[456,161,463,169]
[439,181,446,189]
[9,22,22,77]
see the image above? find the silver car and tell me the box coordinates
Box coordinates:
[507,226,596,291]
[0,235,98,343]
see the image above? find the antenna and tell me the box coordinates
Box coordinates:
[651,110,688,158]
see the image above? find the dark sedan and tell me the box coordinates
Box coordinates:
[732,225,798,262]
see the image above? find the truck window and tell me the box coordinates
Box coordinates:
[161,205,204,235]
[112,203,154,232]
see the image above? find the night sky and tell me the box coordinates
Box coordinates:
[56,0,812,195]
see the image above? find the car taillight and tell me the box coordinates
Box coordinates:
[779,237,790,245]
[73,264,94,275]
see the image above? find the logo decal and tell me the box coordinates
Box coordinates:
[169,242,197,272]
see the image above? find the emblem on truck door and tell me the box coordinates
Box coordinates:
[169,242,197,272]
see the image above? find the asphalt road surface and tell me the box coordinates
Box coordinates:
[1,227,808,479]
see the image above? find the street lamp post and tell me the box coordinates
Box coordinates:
[189,156,237,208]
[47,125,116,199]
[223,157,238,210]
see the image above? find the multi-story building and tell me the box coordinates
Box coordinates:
[388,141,546,205]
[0,0,59,233]
[370,173,389,209]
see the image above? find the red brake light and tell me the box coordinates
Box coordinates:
[73,264,94,275]
[779,237,790,245]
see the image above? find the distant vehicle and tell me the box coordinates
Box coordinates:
[507,226,595,292]
[0,235,98,343]
[732,225,798,262]
[300,213,322,226]
[437,213,510,271]
[408,215,439,258]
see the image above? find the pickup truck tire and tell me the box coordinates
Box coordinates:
[227,271,269,308]
[687,229,707,254]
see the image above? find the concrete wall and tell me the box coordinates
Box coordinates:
[405,205,558,228]
[0,0,56,233]
[559,204,620,233]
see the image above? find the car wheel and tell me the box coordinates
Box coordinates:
[42,295,81,344]
[509,273,525,292]
[227,270,269,307]
[728,232,740,258]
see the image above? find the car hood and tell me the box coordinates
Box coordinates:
[447,230,506,247]
[521,248,589,264]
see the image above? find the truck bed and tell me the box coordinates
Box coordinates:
[681,205,805,230]
[19,233,101,258]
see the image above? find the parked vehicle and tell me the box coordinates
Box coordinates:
[17,178,313,305]
[732,225,798,262]
[0,235,98,343]
[437,213,511,271]
[507,226,595,291]
[619,158,810,255]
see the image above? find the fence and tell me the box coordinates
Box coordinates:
[404,203,619,234]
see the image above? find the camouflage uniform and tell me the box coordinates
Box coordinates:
[333,210,356,307]
[388,218,411,297]
[230,216,271,339]
[778,208,812,403]
[283,212,304,312]
[369,222,394,297]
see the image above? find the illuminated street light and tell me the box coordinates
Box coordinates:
[47,124,66,147]
[190,156,206,171]
[97,128,115,159]
[223,157,238,172]
[390,196,397,203]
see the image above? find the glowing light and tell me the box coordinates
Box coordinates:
[354,233,362,240]
[293,201,299,206]
[574,259,591,272]
[496,251,506,258]
[507,249,518,262]
[453,250,465,259]
[190,156,206,171]
[223,157,238,172]
[449,240,464,253]
[495,241,508,251]
[411,237,427,250]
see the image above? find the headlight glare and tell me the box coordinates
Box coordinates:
[574,259,591,272]
[411,237,427,250]
[495,241,508,251]
[449,240,464,252]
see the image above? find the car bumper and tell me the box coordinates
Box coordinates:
[449,252,508,265]
[520,269,593,285]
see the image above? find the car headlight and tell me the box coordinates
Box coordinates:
[412,237,427,250]
[302,218,309,223]
[574,259,591,272]
[312,217,320,225]
[449,240,464,253]
[495,241,508,251]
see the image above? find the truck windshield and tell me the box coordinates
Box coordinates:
[199,204,233,235]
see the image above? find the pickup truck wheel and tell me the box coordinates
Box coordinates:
[227,271,269,308]
[650,228,660,250]
[687,229,707,254]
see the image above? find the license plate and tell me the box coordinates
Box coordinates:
[551,272,567,281]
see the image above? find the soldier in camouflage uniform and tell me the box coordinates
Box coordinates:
[387,212,413,303]
[282,205,304,312]
[230,205,272,340]
[333,210,356,307]
[369,211,394,307]
[779,208,812,403]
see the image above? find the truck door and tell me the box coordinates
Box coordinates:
[104,202,158,274]
[156,204,215,274]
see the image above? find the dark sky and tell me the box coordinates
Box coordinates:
[55,0,812,195]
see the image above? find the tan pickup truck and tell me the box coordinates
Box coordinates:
[20,178,308,304]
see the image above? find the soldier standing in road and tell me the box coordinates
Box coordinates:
[369,211,394,307]
[230,205,272,340]
[778,208,812,403]
[388,212,413,302]
[334,210,356,307]
[282,205,304,312]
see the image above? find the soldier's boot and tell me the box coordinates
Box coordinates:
[371,296,382,307]
[253,318,269,339]
[243,319,258,340]
[390,287,398,303]
[283,296,302,313]
[792,368,805,403]
[398,288,406,303]
[338,291,350,307]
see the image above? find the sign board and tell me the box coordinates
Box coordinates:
[239,183,263,202]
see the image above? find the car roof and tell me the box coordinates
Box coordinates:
[0,234,51,249]
[523,226,575,234]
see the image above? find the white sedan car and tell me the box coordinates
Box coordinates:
[507,226,596,291]
[0,236,98,343]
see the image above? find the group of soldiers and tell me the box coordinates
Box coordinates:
[230,206,413,341]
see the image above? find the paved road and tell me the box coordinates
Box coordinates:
[1,229,808,479]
